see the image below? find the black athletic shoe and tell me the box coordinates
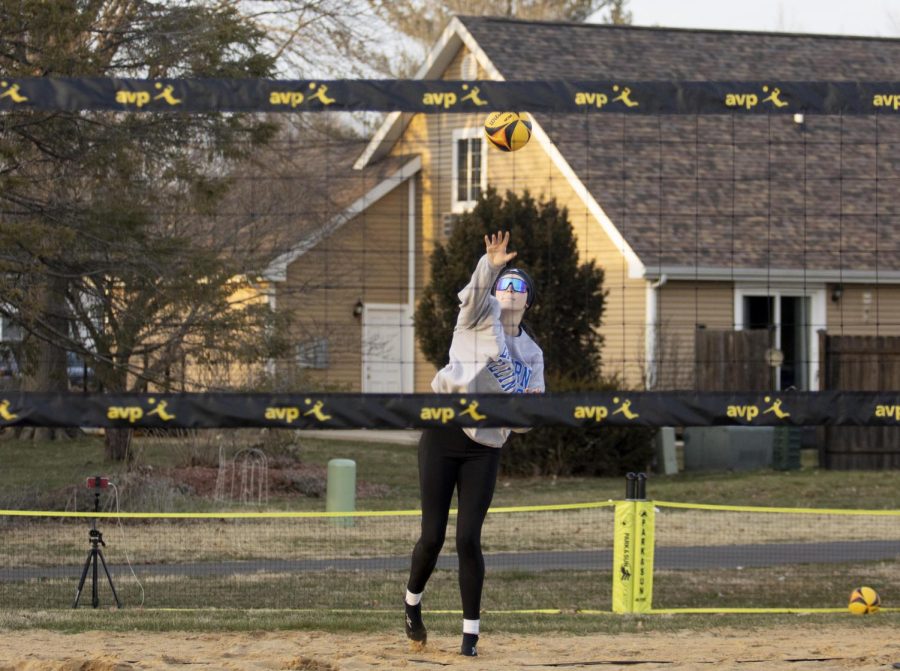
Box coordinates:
[460,633,479,657]
[404,602,427,643]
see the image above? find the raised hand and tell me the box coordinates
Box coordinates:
[484,230,517,269]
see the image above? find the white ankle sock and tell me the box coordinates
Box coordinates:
[463,618,480,635]
[405,590,423,606]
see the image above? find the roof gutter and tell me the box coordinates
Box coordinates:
[642,265,900,284]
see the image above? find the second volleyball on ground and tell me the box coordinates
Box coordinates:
[848,586,881,615]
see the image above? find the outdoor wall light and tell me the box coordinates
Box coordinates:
[831,284,843,303]
[353,299,364,318]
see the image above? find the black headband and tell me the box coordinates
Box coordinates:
[492,267,535,308]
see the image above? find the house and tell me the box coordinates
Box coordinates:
[267,16,900,393]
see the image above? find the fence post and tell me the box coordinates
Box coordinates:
[612,472,655,613]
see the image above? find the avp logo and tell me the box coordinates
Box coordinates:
[574,84,639,109]
[574,397,639,423]
[0,81,27,104]
[107,397,175,424]
[874,404,900,420]
[115,82,182,108]
[0,399,19,421]
[724,85,789,110]
[265,397,332,423]
[265,406,301,423]
[574,404,608,422]
[726,396,791,422]
[269,82,336,109]
[422,83,488,110]
[420,398,488,423]
[873,93,900,111]
[612,396,640,419]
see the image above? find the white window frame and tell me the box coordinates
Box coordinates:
[460,53,478,80]
[451,127,487,213]
[733,284,826,391]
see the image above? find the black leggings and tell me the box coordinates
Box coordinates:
[407,427,502,620]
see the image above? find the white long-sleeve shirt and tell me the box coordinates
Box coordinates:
[431,254,545,447]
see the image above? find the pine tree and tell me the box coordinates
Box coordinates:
[415,188,606,383]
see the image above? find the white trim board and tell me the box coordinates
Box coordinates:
[263,156,421,282]
[528,117,645,278]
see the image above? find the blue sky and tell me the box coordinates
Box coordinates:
[594,0,899,37]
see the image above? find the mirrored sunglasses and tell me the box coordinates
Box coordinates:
[496,277,528,293]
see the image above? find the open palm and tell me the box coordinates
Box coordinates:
[484,230,517,268]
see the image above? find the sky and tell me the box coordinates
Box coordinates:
[600,0,899,37]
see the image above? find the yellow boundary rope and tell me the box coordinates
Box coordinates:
[0,500,616,519]
[6,499,900,518]
[654,500,900,516]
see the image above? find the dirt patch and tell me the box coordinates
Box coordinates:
[161,464,390,500]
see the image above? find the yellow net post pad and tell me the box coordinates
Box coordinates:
[612,500,655,613]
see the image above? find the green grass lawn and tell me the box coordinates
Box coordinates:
[2,433,900,511]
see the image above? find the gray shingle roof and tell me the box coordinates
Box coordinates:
[459,16,900,274]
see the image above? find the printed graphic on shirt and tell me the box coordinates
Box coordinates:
[486,346,532,392]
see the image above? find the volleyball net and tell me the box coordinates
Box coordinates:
[2,497,899,613]
[2,79,899,415]
[2,77,900,614]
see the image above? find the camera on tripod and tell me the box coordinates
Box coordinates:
[73,474,122,609]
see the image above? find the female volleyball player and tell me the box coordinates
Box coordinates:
[404,230,544,657]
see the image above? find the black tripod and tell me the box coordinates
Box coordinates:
[73,482,122,609]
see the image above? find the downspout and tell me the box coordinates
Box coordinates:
[645,274,667,389]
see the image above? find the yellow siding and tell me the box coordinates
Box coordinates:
[145,280,274,392]
[826,284,900,336]
[656,281,734,389]
[279,180,410,391]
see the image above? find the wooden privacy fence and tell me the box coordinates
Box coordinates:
[820,333,900,469]
[694,328,773,391]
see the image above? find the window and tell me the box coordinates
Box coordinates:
[460,53,478,80]
[296,338,328,369]
[0,316,22,343]
[452,128,487,213]
[441,212,459,239]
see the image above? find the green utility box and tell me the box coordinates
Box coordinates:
[326,458,356,527]
[772,426,802,471]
